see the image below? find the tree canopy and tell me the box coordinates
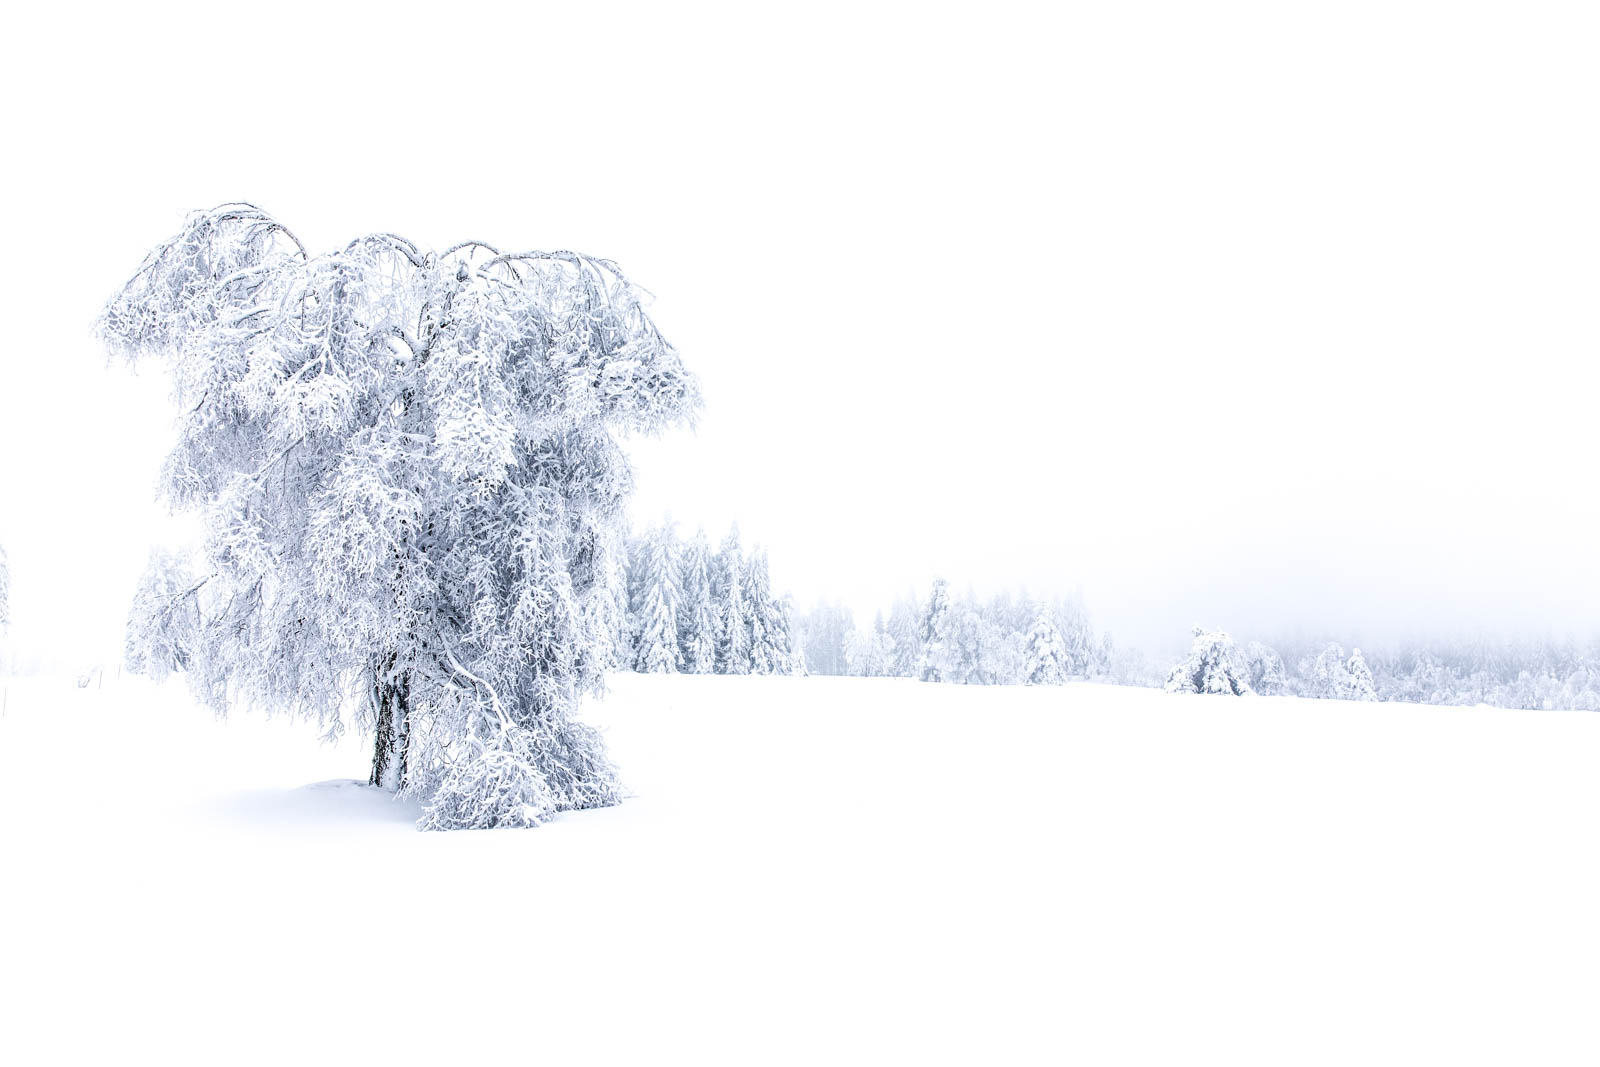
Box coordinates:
[102,203,698,829]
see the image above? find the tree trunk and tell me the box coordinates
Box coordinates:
[369,660,410,790]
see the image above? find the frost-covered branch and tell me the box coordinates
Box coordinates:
[101,203,700,829]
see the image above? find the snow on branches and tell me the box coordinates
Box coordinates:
[1298,644,1379,702]
[101,203,699,830]
[1164,628,1254,695]
[622,522,799,677]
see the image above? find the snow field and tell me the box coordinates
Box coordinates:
[1,673,1597,1064]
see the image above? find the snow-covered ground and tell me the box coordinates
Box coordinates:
[1,673,1597,1064]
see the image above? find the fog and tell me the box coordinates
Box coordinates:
[2,3,1596,670]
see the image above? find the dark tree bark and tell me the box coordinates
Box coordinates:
[369,659,410,789]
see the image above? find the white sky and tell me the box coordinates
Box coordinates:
[1,2,1597,668]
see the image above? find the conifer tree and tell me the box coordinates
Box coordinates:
[1346,647,1378,701]
[942,601,995,684]
[1165,628,1253,695]
[770,593,801,675]
[1023,614,1070,685]
[1243,641,1290,696]
[800,600,852,676]
[716,526,752,674]
[887,595,921,678]
[845,611,897,677]
[677,529,718,674]
[1301,644,1353,699]
[633,522,683,674]
[918,578,952,682]
[743,548,793,675]
[744,549,775,675]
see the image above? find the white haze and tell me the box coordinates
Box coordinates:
[1,2,1596,670]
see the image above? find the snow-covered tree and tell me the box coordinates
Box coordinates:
[1295,643,1379,701]
[0,542,9,635]
[845,612,896,678]
[1393,651,1449,704]
[1053,596,1099,678]
[1346,647,1378,701]
[1242,641,1289,696]
[743,549,775,675]
[1165,628,1253,695]
[1023,614,1070,685]
[918,579,952,683]
[1296,644,1359,700]
[633,522,683,674]
[741,550,795,675]
[987,626,1026,686]
[771,593,801,676]
[799,600,852,676]
[1299,644,1344,699]
[126,549,205,681]
[99,204,698,830]
[941,601,998,684]
[677,529,717,674]
[716,526,752,674]
[886,595,921,678]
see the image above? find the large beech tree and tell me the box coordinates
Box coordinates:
[102,203,697,829]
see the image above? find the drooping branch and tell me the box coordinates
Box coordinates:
[106,203,699,828]
[210,201,308,259]
[343,232,425,268]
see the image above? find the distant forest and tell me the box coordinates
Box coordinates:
[622,524,1600,712]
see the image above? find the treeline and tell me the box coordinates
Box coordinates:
[1166,629,1600,710]
[1366,639,1600,710]
[798,578,1125,685]
[621,522,801,675]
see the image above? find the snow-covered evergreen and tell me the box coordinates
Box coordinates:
[769,593,801,676]
[798,583,1112,687]
[886,595,922,678]
[1165,628,1253,695]
[918,579,952,683]
[800,600,852,677]
[99,204,698,829]
[944,603,985,684]
[1299,643,1377,701]
[0,542,9,636]
[845,612,896,677]
[618,522,797,677]
[632,522,683,674]
[1345,647,1378,701]
[1054,597,1102,678]
[715,527,752,675]
[1242,641,1290,696]
[1023,614,1071,685]
[677,530,718,674]
[743,549,779,675]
